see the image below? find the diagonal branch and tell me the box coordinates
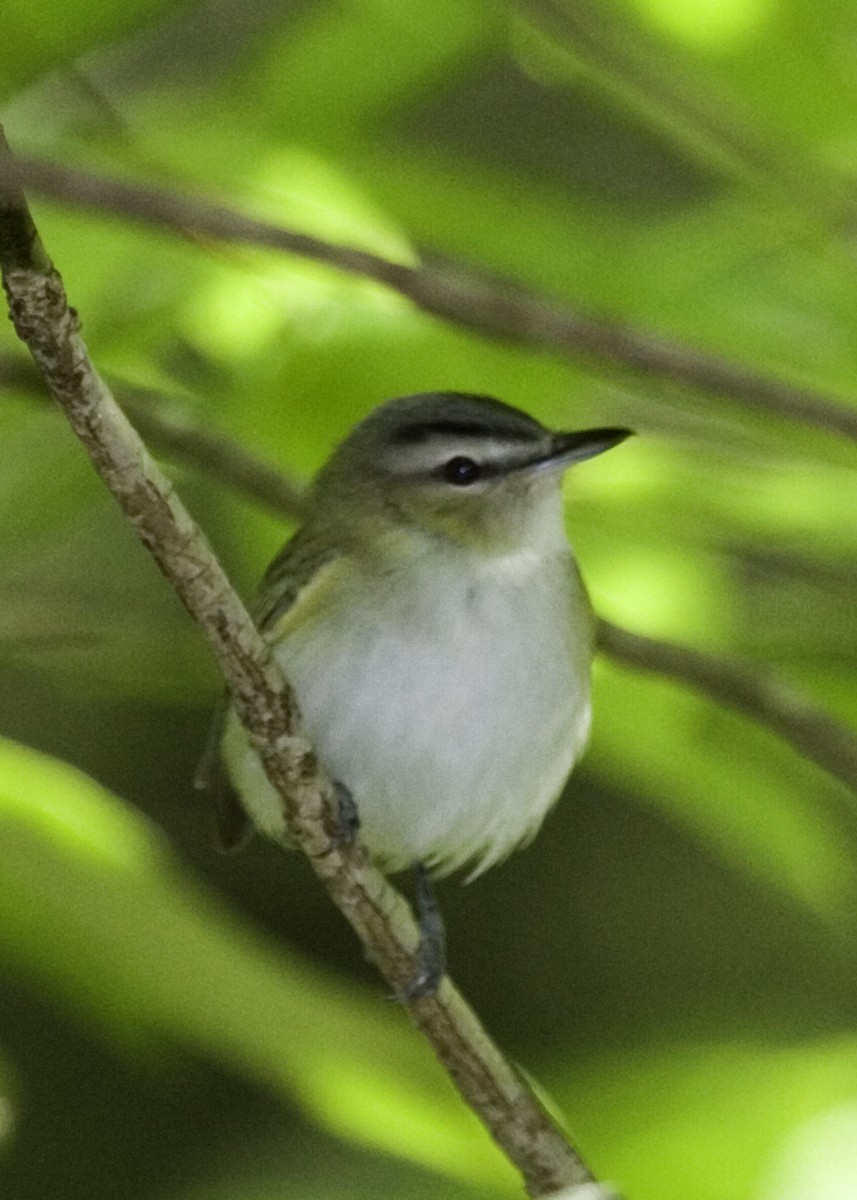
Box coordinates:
[0,128,600,1198]
[120,385,308,519]
[597,621,857,793]
[17,154,857,443]
[0,355,307,520]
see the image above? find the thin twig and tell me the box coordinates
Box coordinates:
[0,356,307,519]
[597,621,857,793]
[17,155,857,443]
[120,387,307,519]
[0,127,594,1198]
[522,0,814,201]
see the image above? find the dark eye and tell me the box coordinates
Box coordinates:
[443,456,481,486]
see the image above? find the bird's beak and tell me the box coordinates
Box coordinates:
[542,427,634,469]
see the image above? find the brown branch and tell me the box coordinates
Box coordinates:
[120,387,308,520]
[17,155,857,444]
[0,129,601,1198]
[0,355,307,520]
[597,621,857,793]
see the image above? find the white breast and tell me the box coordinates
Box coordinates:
[225,542,593,878]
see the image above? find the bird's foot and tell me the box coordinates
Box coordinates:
[398,862,446,1000]
[331,780,360,847]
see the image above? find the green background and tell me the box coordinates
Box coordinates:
[2,1,857,1196]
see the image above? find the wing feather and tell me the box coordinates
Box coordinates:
[195,526,340,851]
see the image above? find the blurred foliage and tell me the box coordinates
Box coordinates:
[2,0,857,1197]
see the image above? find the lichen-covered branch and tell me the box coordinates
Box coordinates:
[0,128,596,1199]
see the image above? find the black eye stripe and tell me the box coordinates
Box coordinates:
[442,456,481,486]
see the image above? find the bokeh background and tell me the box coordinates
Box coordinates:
[2,1,857,1197]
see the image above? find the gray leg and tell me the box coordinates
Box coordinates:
[332,780,360,846]
[399,862,446,1000]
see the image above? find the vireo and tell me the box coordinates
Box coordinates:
[205,392,630,993]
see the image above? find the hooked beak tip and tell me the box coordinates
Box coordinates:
[551,426,634,466]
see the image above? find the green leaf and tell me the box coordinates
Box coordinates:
[0,736,515,1192]
[1,0,175,101]
[564,1037,857,1200]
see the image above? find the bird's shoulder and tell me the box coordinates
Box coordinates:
[253,524,348,637]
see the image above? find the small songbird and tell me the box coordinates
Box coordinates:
[206,392,630,993]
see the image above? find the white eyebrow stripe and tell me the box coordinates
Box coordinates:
[380,434,542,476]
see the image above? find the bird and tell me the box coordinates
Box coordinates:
[201,391,631,995]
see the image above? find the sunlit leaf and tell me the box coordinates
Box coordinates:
[563,1038,857,1200]
[0,737,514,1191]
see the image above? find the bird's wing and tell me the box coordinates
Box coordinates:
[253,526,340,633]
[194,528,341,853]
[193,690,254,853]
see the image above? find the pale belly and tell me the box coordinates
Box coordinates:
[223,551,593,877]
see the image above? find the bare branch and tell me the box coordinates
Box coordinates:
[120,387,307,520]
[597,620,857,794]
[0,128,595,1198]
[0,356,307,520]
[18,155,857,443]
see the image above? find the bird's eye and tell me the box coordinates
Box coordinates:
[442,456,481,486]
